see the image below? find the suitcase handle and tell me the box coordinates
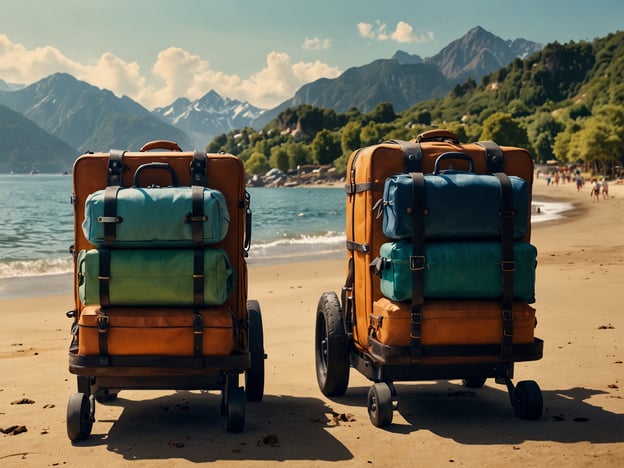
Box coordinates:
[433,152,474,174]
[139,140,183,152]
[133,162,179,187]
[416,129,460,144]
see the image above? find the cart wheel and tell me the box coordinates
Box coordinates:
[462,377,487,388]
[512,380,543,420]
[67,393,93,441]
[245,300,265,402]
[225,386,246,433]
[367,383,393,428]
[315,292,350,397]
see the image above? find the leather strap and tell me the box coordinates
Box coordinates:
[102,186,122,246]
[192,310,204,365]
[385,139,423,173]
[409,172,426,360]
[190,150,207,186]
[476,141,505,174]
[346,240,370,253]
[98,249,112,307]
[97,311,110,366]
[101,150,125,247]
[193,248,204,306]
[495,172,516,357]
[342,256,356,332]
[106,150,125,186]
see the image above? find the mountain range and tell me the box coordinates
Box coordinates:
[0,26,542,173]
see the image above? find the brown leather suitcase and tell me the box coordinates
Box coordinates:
[343,130,534,351]
[78,305,234,356]
[370,297,536,348]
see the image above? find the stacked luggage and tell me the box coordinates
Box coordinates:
[315,130,544,427]
[67,141,264,441]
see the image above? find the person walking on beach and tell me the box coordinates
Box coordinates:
[576,174,584,191]
[601,178,609,199]
[591,179,601,202]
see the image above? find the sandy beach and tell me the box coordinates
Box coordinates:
[1,177,623,467]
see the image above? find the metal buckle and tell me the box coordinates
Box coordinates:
[409,256,425,271]
[501,260,516,272]
[97,216,122,224]
[192,313,203,334]
[97,315,109,333]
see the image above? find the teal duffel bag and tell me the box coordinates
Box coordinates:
[375,240,537,303]
[82,185,230,247]
[78,248,235,306]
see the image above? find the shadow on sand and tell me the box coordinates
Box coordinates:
[73,391,353,463]
[334,380,624,443]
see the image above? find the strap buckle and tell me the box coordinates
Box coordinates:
[501,260,516,272]
[410,256,425,271]
[97,216,122,224]
[192,313,204,335]
[97,315,110,333]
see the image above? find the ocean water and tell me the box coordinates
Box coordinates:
[0,174,571,280]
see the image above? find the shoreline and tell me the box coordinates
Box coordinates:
[1,177,623,466]
[0,193,580,296]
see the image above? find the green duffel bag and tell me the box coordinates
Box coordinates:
[78,248,235,306]
[374,240,537,303]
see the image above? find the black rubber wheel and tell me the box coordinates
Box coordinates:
[67,392,93,441]
[245,300,265,402]
[512,380,543,419]
[367,383,393,428]
[315,292,350,396]
[225,386,246,433]
[462,377,487,388]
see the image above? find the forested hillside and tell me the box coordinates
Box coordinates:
[209,31,624,178]
[0,105,77,173]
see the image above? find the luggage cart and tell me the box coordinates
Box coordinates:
[315,291,543,427]
[314,132,544,427]
[66,141,265,441]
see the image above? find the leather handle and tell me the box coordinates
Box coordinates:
[139,140,182,152]
[416,129,460,144]
[132,162,179,187]
[433,152,474,174]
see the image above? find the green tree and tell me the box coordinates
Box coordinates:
[269,146,290,171]
[360,121,383,146]
[341,121,361,156]
[367,102,396,123]
[311,129,341,165]
[480,112,530,150]
[527,112,564,162]
[283,141,311,168]
[245,152,270,175]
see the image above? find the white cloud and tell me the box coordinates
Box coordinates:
[0,34,341,109]
[303,37,331,50]
[357,22,375,39]
[357,21,434,44]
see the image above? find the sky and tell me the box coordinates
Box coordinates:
[0,0,622,110]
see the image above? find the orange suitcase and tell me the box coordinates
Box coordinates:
[77,305,235,357]
[370,298,536,348]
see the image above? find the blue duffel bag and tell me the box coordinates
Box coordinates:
[83,163,230,247]
[374,240,537,303]
[381,152,530,240]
